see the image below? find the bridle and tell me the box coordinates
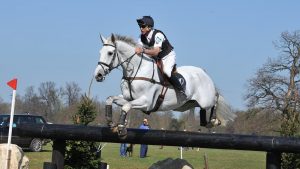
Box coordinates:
[97,43,119,73]
[97,43,137,74]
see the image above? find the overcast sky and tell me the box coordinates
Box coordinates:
[1,1,300,110]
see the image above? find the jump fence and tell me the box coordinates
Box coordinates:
[17,124,300,169]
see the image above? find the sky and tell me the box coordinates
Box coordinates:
[0,1,300,111]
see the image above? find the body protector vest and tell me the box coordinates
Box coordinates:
[141,29,173,59]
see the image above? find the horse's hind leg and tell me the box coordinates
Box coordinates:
[207,94,221,127]
[209,106,217,122]
[200,108,207,126]
[208,105,221,127]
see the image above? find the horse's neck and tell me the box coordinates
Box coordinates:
[118,42,155,77]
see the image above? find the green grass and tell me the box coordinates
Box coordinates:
[24,144,52,169]
[25,143,266,169]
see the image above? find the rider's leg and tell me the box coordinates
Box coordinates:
[169,73,186,93]
[162,51,186,95]
[161,51,176,78]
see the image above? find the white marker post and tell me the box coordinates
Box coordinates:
[5,78,18,169]
[180,146,183,159]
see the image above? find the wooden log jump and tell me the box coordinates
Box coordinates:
[17,124,300,169]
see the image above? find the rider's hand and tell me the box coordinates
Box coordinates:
[135,47,144,55]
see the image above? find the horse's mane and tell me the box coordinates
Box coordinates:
[109,34,137,47]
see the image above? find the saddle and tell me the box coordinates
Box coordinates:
[143,60,186,114]
[156,60,178,85]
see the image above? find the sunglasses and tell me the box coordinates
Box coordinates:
[139,24,147,29]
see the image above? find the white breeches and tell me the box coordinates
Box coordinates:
[161,51,176,77]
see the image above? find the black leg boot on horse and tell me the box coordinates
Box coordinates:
[106,105,119,133]
[169,72,187,100]
[200,108,208,127]
[106,105,114,127]
[117,111,128,139]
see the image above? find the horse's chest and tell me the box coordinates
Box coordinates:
[120,80,153,100]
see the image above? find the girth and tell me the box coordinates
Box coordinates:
[122,76,162,85]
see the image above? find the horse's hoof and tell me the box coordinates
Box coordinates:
[206,119,221,128]
[119,134,127,140]
[110,126,118,133]
[200,122,207,127]
[107,122,118,133]
[211,118,221,126]
[107,121,116,127]
[118,125,127,139]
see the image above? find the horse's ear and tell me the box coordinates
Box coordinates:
[111,34,116,44]
[100,34,107,44]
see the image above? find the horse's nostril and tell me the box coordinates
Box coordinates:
[95,74,103,82]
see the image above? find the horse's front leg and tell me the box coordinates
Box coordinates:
[117,97,148,138]
[105,95,128,128]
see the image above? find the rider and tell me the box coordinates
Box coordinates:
[135,16,186,97]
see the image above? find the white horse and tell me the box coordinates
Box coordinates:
[94,34,235,137]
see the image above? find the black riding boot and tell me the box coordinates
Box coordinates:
[169,73,186,98]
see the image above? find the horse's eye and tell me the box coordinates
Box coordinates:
[108,51,113,56]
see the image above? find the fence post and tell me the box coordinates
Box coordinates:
[266,152,281,169]
[52,139,66,169]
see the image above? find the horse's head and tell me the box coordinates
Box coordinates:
[94,34,119,82]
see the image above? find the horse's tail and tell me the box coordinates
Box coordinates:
[215,93,236,126]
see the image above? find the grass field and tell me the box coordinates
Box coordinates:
[25,143,266,169]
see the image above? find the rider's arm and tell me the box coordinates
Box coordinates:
[135,32,164,56]
[143,47,161,56]
[135,45,161,56]
[145,32,164,56]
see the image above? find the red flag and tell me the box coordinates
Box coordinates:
[7,78,18,90]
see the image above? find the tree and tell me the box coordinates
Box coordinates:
[22,86,46,115]
[64,95,101,169]
[180,108,197,131]
[168,118,183,131]
[226,109,281,135]
[61,82,81,107]
[245,30,300,168]
[0,97,9,114]
[38,81,62,120]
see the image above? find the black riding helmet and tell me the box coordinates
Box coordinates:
[137,16,154,28]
